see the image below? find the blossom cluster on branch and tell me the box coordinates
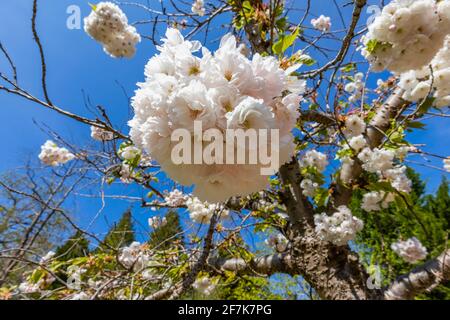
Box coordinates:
[38,140,75,166]
[128,28,306,203]
[186,196,229,223]
[311,15,331,32]
[361,0,450,73]
[91,125,114,141]
[398,36,450,108]
[84,2,141,58]
[314,206,364,246]
[391,237,428,263]
[191,0,206,16]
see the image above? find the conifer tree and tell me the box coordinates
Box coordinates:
[98,209,135,252]
[148,210,183,250]
[54,230,90,261]
[352,168,450,299]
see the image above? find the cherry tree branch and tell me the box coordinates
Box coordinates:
[331,88,408,208]
[208,253,295,276]
[384,249,450,300]
[31,0,51,105]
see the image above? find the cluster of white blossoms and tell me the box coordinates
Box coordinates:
[361,0,450,73]
[19,271,55,293]
[344,72,366,103]
[339,115,369,183]
[383,165,412,193]
[118,242,152,271]
[398,36,450,108]
[265,233,289,252]
[311,15,331,32]
[67,266,86,290]
[358,148,412,193]
[18,281,41,294]
[391,237,428,263]
[71,292,90,300]
[164,189,188,206]
[361,191,395,212]
[90,125,114,141]
[129,28,306,202]
[299,150,329,172]
[358,147,395,173]
[39,251,55,264]
[84,2,141,58]
[300,178,319,197]
[186,196,229,223]
[344,115,366,137]
[148,216,167,229]
[191,0,205,16]
[119,163,133,183]
[347,135,368,152]
[444,158,450,172]
[119,145,141,160]
[39,140,75,166]
[192,277,216,296]
[314,206,364,246]
[298,150,328,197]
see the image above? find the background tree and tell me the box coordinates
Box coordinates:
[97,209,135,252]
[148,211,183,250]
[54,230,90,261]
[352,169,450,299]
[0,166,75,285]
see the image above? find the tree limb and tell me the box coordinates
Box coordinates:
[384,249,450,300]
[209,253,295,276]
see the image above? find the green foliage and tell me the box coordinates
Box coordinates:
[272,26,300,56]
[148,211,184,250]
[352,169,450,299]
[341,63,357,73]
[55,230,90,261]
[97,209,135,252]
[218,274,282,300]
[365,39,392,54]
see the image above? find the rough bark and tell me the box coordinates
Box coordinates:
[288,225,381,300]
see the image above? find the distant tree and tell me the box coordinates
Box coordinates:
[352,169,450,299]
[97,210,135,252]
[0,168,71,286]
[148,211,183,250]
[55,230,90,261]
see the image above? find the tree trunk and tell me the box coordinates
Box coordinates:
[289,225,381,300]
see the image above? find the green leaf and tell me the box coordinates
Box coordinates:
[417,97,436,115]
[88,2,97,11]
[365,39,391,54]
[242,0,252,11]
[275,17,287,30]
[341,63,356,73]
[30,269,45,284]
[299,55,316,66]
[407,121,426,130]
[272,26,300,55]
[314,188,329,207]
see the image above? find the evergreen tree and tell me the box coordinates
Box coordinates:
[351,168,450,299]
[54,230,90,261]
[148,211,183,250]
[98,209,135,252]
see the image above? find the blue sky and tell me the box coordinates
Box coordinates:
[0,0,449,243]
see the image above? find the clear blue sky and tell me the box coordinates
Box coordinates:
[0,0,449,242]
